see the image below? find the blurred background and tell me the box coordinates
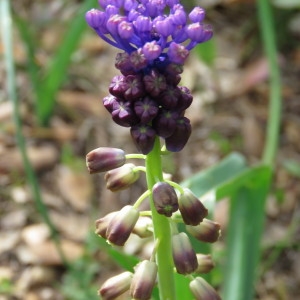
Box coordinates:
[0,0,299,299]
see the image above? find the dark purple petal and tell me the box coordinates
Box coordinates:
[159,86,181,109]
[102,95,118,113]
[143,69,167,97]
[111,100,139,127]
[165,117,191,152]
[130,49,148,71]
[130,124,156,154]
[124,74,145,100]
[134,96,159,123]
[109,75,127,97]
[175,85,193,112]
[152,110,179,138]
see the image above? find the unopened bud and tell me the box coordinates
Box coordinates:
[178,188,208,225]
[106,205,139,246]
[95,211,117,239]
[86,147,126,173]
[132,217,153,238]
[186,219,221,243]
[195,254,215,274]
[172,232,198,275]
[152,182,178,217]
[189,277,221,300]
[99,271,133,300]
[130,260,157,300]
[105,163,140,192]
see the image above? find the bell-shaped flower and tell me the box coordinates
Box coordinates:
[105,163,140,192]
[106,205,140,246]
[172,232,198,275]
[189,277,221,300]
[186,219,221,243]
[86,147,126,173]
[99,271,133,300]
[152,182,179,217]
[130,260,157,300]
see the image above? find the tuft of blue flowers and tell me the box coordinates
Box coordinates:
[86,0,212,154]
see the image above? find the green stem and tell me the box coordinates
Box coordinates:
[146,138,176,300]
[257,0,282,167]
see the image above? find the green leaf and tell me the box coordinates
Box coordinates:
[222,166,272,300]
[181,152,247,198]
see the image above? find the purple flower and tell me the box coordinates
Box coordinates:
[86,1,212,65]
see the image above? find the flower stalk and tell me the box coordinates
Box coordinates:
[146,137,176,300]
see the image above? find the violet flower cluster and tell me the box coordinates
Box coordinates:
[86,0,212,154]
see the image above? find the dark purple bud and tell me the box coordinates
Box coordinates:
[99,271,133,300]
[105,163,140,192]
[159,86,181,109]
[142,41,162,61]
[134,97,159,123]
[115,52,134,75]
[103,95,118,113]
[152,110,179,138]
[178,188,208,225]
[189,277,221,300]
[106,205,139,246]
[196,254,215,274]
[186,219,221,243]
[85,9,106,28]
[111,100,139,127]
[168,42,189,64]
[109,75,127,97]
[86,147,126,173]
[172,232,198,275]
[95,211,118,239]
[143,69,167,97]
[152,182,178,217]
[130,124,156,154]
[130,260,157,300]
[176,86,193,112]
[186,23,213,43]
[130,49,148,71]
[189,7,206,23]
[165,73,181,86]
[165,117,192,152]
[118,20,134,39]
[124,75,145,101]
